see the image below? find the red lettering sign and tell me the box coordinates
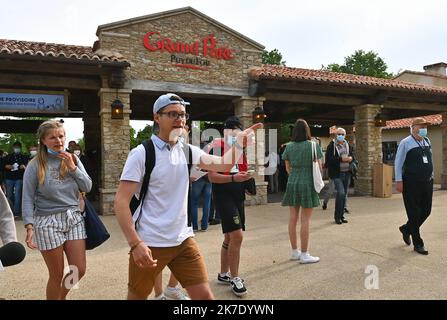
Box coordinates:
[143,32,233,61]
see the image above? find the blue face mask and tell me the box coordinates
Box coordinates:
[13,148,21,154]
[47,148,61,156]
[336,134,345,142]
[418,128,428,138]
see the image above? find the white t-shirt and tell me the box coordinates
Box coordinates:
[120,136,205,247]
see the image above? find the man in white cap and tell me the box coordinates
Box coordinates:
[395,117,433,255]
[114,93,262,300]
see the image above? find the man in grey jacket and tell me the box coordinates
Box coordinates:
[0,188,17,245]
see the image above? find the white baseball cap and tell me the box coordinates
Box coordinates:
[153,93,190,114]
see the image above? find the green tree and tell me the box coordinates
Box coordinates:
[262,49,286,66]
[0,133,38,154]
[323,50,392,78]
[77,137,85,151]
[130,125,153,149]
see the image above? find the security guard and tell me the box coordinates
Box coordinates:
[395,118,433,255]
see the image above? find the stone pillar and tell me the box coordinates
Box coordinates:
[83,104,101,201]
[441,112,447,189]
[343,125,355,147]
[98,88,132,215]
[353,104,382,195]
[233,96,268,205]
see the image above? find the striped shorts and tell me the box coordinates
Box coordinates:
[34,209,87,251]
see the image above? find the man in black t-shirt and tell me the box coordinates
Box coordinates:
[3,142,29,219]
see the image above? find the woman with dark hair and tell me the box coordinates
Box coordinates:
[281,119,323,264]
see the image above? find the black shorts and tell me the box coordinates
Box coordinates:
[212,181,245,234]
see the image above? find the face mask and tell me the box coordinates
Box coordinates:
[13,148,21,154]
[418,128,428,138]
[30,150,37,157]
[227,136,237,146]
[47,148,60,156]
[74,150,81,156]
[336,135,345,142]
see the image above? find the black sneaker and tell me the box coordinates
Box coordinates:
[209,219,221,225]
[217,272,231,284]
[414,245,428,255]
[230,277,247,297]
[344,208,350,214]
[399,225,411,246]
[322,203,327,210]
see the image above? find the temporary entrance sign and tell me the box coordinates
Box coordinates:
[0,90,68,114]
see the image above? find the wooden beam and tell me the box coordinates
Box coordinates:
[0,73,100,90]
[126,79,248,97]
[261,80,373,96]
[383,101,447,111]
[0,60,110,76]
[0,120,45,133]
[264,92,365,106]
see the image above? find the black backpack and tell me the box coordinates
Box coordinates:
[129,139,193,229]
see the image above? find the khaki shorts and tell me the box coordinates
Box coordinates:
[128,237,208,298]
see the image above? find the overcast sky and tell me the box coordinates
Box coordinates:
[1,0,446,142]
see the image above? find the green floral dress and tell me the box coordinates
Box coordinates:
[281,140,323,208]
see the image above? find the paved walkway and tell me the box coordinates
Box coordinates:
[2,191,447,300]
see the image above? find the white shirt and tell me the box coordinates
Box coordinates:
[120,135,205,247]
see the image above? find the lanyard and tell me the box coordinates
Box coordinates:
[411,135,429,155]
[412,135,426,148]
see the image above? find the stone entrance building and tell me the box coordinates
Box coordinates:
[2,7,447,214]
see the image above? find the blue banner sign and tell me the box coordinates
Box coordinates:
[0,91,67,113]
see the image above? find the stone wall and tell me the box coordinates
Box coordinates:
[98,12,263,88]
[83,104,101,201]
[354,104,382,195]
[442,112,447,189]
[98,88,132,215]
[234,97,268,205]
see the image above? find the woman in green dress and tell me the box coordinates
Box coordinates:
[281,119,323,264]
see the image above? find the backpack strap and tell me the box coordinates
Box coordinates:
[181,143,193,227]
[133,139,156,229]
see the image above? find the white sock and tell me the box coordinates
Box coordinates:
[166,286,178,292]
[220,272,229,277]
[301,251,309,256]
[292,249,301,254]
[154,293,164,298]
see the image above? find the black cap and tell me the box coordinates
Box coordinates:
[223,116,243,130]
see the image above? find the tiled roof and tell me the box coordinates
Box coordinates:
[393,70,447,80]
[328,115,442,134]
[249,65,447,95]
[384,114,443,129]
[0,39,127,63]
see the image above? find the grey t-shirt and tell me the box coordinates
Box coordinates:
[22,155,92,226]
[336,142,350,172]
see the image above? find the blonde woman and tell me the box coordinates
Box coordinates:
[22,120,92,299]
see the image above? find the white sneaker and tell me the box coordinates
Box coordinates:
[164,286,191,300]
[152,293,167,300]
[300,253,320,264]
[290,250,301,261]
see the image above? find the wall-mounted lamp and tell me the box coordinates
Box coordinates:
[374,112,387,127]
[111,98,124,119]
[252,106,266,123]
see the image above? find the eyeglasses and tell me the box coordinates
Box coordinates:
[159,111,190,120]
